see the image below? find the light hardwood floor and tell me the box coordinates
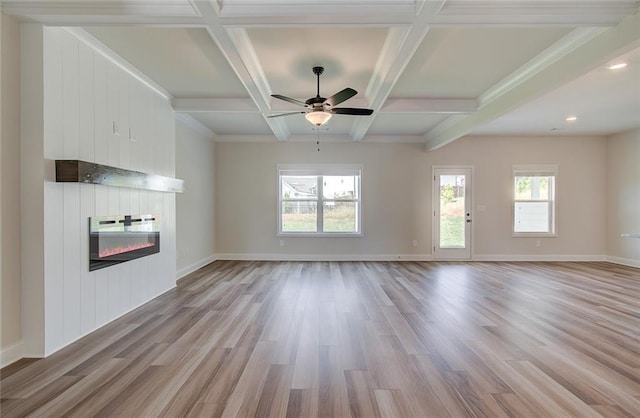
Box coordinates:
[1,261,639,417]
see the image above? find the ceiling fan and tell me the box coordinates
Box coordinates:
[268,66,373,126]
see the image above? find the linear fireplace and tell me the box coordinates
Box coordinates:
[89,215,160,271]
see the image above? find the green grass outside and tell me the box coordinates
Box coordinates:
[282,206,356,232]
[440,216,465,247]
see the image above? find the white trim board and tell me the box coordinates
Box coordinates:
[472,254,607,262]
[606,256,640,269]
[213,253,622,263]
[215,253,433,262]
[177,254,218,280]
[1,341,24,368]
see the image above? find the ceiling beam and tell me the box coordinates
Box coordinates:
[424,12,640,150]
[192,0,290,141]
[350,0,447,141]
[0,1,204,25]
[173,96,477,114]
[215,1,417,20]
[429,0,639,26]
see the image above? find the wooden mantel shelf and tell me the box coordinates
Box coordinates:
[55,160,184,193]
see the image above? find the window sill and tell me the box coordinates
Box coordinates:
[512,233,557,238]
[278,232,363,238]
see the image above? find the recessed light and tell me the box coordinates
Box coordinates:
[607,62,628,70]
[565,115,577,122]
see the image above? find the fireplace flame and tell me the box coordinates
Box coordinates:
[99,242,155,258]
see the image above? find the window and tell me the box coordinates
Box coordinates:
[278,164,362,236]
[513,165,557,236]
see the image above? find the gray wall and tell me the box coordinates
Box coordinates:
[176,118,216,277]
[607,128,640,266]
[215,136,607,260]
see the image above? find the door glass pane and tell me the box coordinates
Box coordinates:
[281,176,318,200]
[323,176,358,199]
[439,175,465,248]
[323,202,357,232]
[282,201,317,232]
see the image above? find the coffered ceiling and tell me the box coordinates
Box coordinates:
[3,0,639,148]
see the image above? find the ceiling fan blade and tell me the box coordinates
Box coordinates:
[330,107,374,116]
[267,111,306,119]
[271,94,307,107]
[325,88,357,107]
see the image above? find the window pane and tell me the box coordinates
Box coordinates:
[323,176,358,200]
[514,202,550,232]
[323,202,357,232]
[515,176,552,200]
[281,176,318,200]
[439,175,465,248]
[282,202,317,232]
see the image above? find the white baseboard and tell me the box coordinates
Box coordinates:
[215,253,433,262]
[177,254,218,279]
[472,254,607,262]
[1,341,23,368]
[606,256,640,268]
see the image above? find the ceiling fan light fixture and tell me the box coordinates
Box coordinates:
[305,110,332,126]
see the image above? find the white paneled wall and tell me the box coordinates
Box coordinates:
[26,26,177,356]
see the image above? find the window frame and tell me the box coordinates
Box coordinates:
[512,165,558,237]
[278,164,363,237]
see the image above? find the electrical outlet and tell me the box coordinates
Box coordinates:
[536,240,541,248]
[279,240,285,247]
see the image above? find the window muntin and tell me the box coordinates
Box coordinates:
[279,165,361,236]
[513,165,557,236]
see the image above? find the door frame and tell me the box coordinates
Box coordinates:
[432,165,474,261]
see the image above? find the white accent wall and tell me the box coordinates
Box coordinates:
[607,128,640,267]
[176,118,216,278]
[21,25,177,357]
[215,136,607,260]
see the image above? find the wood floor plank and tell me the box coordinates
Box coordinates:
[2,260,639,417]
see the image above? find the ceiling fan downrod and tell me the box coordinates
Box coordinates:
[313,66,324,98]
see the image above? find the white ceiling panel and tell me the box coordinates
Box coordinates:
[85,27,248,98]
[189,112,271,135]
[391,27,572,99]
[472,46,640,136]
[247,27,388,101]
[368,114,447,136]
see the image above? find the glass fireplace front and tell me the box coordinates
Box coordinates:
[89,215,160,271]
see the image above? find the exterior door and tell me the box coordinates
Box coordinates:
[433,167,472,260]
